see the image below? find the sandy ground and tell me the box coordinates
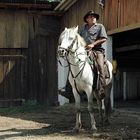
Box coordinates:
[0,103,140,140]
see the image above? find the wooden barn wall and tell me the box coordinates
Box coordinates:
[0,10,28,48]
[28,15,60,105]
[60,0,140,32]
[104,0,140,31]
[0,11,28,103]
[0,10,60,106]
[61,0,104,30]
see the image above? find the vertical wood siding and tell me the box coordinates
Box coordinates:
[104,0,119,31]
[0,11,60,106]
[0,11,29,48]
[61,0,104,29]
[61,0,140,32]
[0,49,27,100]
[104,0,140,31]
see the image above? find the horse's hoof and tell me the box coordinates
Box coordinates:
[99,121,104,127]
[104,119,110,126]
[90,127,97,133]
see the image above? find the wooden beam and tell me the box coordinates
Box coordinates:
[115,44,140,52]
[54,0,78,11]
[0,55,26,59]
[29,10,63,16]
[0,3,53,10]
[107,23,140,35]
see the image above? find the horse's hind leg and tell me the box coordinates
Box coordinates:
[104,82,112,125]
[73,89,82,132]
[87,89,97,132]
[93,90,104,126]
[97,98,104,126]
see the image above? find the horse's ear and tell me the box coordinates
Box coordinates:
[65,27,67,30]
[74,26,78,33]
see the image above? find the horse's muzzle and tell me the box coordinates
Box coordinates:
[58,48,67,57]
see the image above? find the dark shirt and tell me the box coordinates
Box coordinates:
[79,23,107,51]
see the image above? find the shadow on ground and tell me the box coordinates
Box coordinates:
[0,102,139,139]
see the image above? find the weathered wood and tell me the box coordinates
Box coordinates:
[61,0,104,28]
[27,15,60,105]
[0,3,53,10]
[0,11,29,48]
[0,10,60,106]
[104,0,140,33]
[125,72,140,100]
[0,99,24,108]
[108,23,140,35]
[115,44,140,52]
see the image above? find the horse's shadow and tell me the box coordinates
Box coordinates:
[0,125,109,140]
[0,103,110,139]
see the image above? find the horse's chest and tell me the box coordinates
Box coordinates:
[76,80,84,89]
[70,77,88,92]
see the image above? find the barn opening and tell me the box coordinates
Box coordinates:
[113,28,140,107]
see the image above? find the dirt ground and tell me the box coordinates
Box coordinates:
[0,102,140,140]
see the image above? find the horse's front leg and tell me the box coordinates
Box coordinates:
[73,88,82,133]
[87,89,97,133]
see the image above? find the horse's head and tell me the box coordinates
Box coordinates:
[58,26,79,57]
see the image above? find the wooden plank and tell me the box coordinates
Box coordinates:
[107,23,140,35]
[13,12,29,48]
[27,37,39,101]
[36,35,47,103]
[0,99,24,107]
[3,48,22,99]
[45,36,58,105]
[115,44,140,52]
[0,53,4,98]
[126,72,140,99]
[0,3,52,10]
[0,12,7,48]
[3,59,15,99]
[20,50,28,100]
[30,10,63,16]
[14,55,21,99]
[0,11,29,48]
[0,48,27,100]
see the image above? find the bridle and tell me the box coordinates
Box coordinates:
[59,35,78,54]
[59,34,88,78]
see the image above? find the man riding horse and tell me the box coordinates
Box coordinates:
[79,10,108,99]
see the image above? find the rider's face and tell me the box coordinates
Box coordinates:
[86,15,97,25]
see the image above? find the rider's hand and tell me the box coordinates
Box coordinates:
[86,43,94,50]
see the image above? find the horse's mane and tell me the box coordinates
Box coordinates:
[60,27,86,48]
[69,27,86,48]
[76,33,86,48]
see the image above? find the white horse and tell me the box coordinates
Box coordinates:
[58,26,113,133]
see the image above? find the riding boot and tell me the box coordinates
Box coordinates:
[96,51,106,99]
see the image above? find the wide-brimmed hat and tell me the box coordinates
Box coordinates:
[83,10,99,22]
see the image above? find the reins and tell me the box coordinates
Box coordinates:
[67,35,89,94]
